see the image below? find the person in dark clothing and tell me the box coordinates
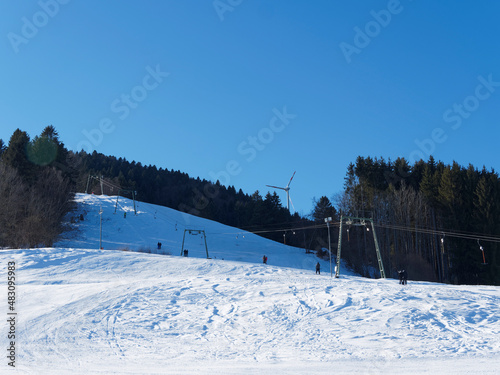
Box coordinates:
[263,255,267,264]
[398,270,408,285]
[183,249,188,257]
[316,262,321,275]
[157,242,162,250]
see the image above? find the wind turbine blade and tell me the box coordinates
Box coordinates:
[266,185,285,190]
[287,171,296,188]
[289,193,296,213]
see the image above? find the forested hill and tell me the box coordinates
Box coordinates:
[74,150,311,247]
[0,127,311,251]
[338,156,500,285]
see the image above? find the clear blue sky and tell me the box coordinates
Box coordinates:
[1,0,499,216]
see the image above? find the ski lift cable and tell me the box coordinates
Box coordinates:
[213,220,344,236]
[153,209,185,228]
[374,222,492,241]
[206,222,331,236]
[235,216,500,245]
[378,223,500,242]
[373,222,500,244]
[87,179,500,245]
[374,219,500,239]
[93,187,500,246]
[88,176,135,194]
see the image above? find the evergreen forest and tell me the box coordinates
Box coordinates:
[335,156,500,285]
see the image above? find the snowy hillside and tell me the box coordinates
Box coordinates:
[0,194,499,374]
[56,193,343,274]
[1,248,499,374]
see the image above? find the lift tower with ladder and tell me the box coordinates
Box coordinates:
[335,213,386,279]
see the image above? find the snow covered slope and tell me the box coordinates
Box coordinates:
[0,194,499,374]
[56,193,344,274]
[1,248,499,374]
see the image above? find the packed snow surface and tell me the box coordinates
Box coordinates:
[0,194,499,374]
[56,193,340,272]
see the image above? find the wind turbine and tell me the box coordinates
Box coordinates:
[266,171,296,213]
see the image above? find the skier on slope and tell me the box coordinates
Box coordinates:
[263,255,267,264]
[316,262,321,275]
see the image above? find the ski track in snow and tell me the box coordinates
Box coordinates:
[0,194,499,374]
